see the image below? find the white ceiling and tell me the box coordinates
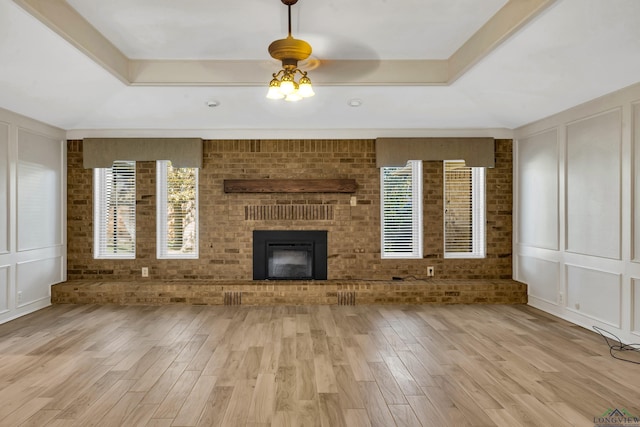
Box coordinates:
[64,0,508,60]
[1,0,640,138]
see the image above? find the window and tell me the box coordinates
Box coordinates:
[380,160,423,259]
[157,161,198,259]
[93,161,136,259]
[444,160,485,258]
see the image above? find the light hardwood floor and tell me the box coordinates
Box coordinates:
[0,303,638,426]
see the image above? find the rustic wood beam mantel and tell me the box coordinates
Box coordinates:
[224,179,357,193]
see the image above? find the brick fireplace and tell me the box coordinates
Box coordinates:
[66,139,514,281]
[253,230,328,280]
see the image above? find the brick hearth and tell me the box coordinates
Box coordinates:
[51,279,527,306]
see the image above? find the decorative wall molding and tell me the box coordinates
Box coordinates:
[0,107,65,325]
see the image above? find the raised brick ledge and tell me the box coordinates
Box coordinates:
[51,279,527,306]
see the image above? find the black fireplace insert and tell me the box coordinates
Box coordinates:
[253,230,327,280]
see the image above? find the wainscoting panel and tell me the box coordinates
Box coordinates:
[0,108,65,325]
[566,264,621,327]
[0,265,8,314]
[518,255,559,304]
[17,128,63,252]
[634,102,640,262]
[16,256,62,307]
[634,278,640,335]
[0,121,8,255]
[516,82,640,346]
[517,129,559,250]
[565,108,622,259]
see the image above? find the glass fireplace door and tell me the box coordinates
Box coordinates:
[267,242,313,279]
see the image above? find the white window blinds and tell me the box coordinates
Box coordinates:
[157,161,198,259]
[444,160,485,258]
[381,160,423,259]
[93,161,136,259]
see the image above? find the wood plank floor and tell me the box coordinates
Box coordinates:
[0,304,638,426]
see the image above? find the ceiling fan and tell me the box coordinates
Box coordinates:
[266,0,315,101]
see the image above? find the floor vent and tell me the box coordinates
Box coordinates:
[337,291,356,306]
[224,291,242,305]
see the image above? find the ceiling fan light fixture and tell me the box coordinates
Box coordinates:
[279,73,296,95]
[266,78,285,99]
[297,74,315,98]
[266,0,314,102]
[285,91,303,102]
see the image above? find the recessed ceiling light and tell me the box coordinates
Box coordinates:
[347,98,362,107]
[206,100,220,108]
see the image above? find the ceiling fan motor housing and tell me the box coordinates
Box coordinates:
[268,36,312,67]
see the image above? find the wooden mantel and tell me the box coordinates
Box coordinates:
[224,179,357,193]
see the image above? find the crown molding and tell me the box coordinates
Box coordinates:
[65,128,515,141]
[14,0,556,86]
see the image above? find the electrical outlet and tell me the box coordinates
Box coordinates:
[17,291,22,303]
[427,266,435,277]
[142,267,149,277]
[558,293,564,304]
[350,196,357,206]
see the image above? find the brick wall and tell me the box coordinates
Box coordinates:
[67,139,513,281]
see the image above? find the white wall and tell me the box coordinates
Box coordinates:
[515,82,640,344]
[0,107,65,324]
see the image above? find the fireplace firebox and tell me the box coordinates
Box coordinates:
[253,230,327,280]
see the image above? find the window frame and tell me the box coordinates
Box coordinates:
[443,160,486,259]
[380,160,423,259]
[93,160,136,259]
[156,160,199,259]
